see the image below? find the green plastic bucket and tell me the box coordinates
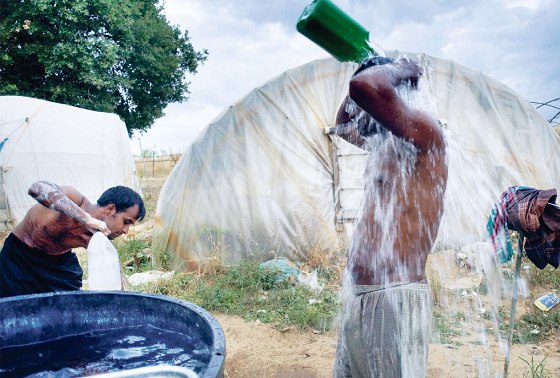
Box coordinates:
[296,0,375,62]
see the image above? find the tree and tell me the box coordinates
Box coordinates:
[0,0,208,135]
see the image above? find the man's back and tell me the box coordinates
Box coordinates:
[13,203,92,254]
[333,56,447,378]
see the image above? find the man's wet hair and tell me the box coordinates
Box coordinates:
[353,56,395,77]
[98,186,146,221]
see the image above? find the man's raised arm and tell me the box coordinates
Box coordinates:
[29,181,110,235]
[348,58,445,153]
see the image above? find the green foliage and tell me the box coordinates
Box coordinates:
[431,306,465,345]
[114,237,151,274]
[135,261,341,331]
[520,355,551,378]
[477,277,489,295]
[518,310,560,343]
[482,302,560,344]
[527,264,560,288]
[0,0,207,134]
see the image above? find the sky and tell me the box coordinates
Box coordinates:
[130,0,560,155]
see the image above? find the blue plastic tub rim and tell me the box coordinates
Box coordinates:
[0,291,226,378]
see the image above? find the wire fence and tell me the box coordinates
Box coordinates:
[134,154,181,179]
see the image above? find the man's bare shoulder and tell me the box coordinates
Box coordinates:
[22,202,62,224]
[58,186,90,208]
[12,203,63,243]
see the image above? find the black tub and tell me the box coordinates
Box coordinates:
[0,291,225,377]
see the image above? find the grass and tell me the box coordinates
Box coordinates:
[431,305,466,345]
[476,298,559,345]
[131,260,341,332]
[113,234,559,343]
[520,355,551,378]
[517,310,560,344]
[527,264,560,288]
[515,260,560,344]
[114,237,152,275]
[135,154,180,219]
[135,153,180,178]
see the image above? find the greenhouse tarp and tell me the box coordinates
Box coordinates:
[0,96,141,228]
[153,53,560,271]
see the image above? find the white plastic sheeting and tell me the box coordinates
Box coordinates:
[153,53,560,271]
[0,96,141,227]
[154,59,353,270]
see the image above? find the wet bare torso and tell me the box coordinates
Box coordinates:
[12,204,93,255]
[349,145,447,285]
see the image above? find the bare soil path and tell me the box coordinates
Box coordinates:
[215,312,560,377]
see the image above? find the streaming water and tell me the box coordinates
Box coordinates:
[0,324,211,377]
[342,60,445,286]
[338,57,523,377]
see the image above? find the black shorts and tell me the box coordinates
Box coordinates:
[0,233,83,298]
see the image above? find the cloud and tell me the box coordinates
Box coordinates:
[133,0,327,154]
[132,0,559,154]
[363,0,559,102]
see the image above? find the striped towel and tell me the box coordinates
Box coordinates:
[487,186,523,263]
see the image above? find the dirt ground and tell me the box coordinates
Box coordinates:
[213,305,560,378]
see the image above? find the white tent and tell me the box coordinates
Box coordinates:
[0,96,142,230]
[153,53,560,271]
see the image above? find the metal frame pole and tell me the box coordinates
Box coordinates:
[503,231,524,377]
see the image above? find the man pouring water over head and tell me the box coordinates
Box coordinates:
[331,56,448,377]
[0,181,145,298]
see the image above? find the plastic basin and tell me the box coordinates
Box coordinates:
[0,291,225,377]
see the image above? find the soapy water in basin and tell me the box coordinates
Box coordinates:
[0,324,211,377]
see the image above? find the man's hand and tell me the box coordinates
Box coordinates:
[353,56,395,77]
[85,216,111,236]
[395,58,422,87]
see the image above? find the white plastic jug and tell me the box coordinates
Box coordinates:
[87,232,122,290]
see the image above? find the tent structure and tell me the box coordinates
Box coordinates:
[153,53,560,272]
[0,96,142,230]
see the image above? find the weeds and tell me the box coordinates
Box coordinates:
[431,305,465,345]
[114,238,151,274]
[134,260,341,332]
[520,354,550,378]
[527,264,560,288]
[305,247,343,284]
[518,310,560,343]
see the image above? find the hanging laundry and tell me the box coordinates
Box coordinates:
[488,186,560,269]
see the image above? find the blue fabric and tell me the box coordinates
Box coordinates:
[0,137,8,152]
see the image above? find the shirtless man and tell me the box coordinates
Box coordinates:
[0,181,145,298]
[332,57,448,377]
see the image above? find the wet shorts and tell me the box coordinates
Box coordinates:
[333,281,432,378]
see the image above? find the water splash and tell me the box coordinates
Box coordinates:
[343,69,446,286]
[337,57,529,377]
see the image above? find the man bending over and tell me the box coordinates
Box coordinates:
[0,181,145,298]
